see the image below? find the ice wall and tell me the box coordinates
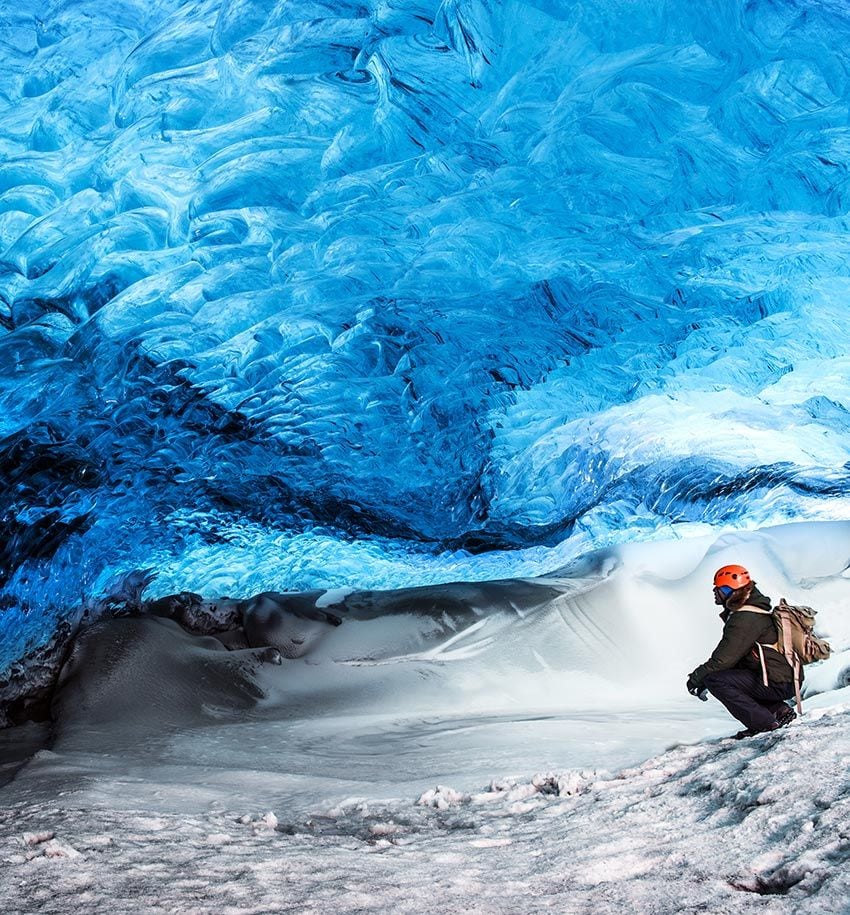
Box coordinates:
[3,1,850,675]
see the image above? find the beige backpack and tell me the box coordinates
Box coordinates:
[748,598,832,715]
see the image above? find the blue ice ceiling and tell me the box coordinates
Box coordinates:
[3,0,850,646]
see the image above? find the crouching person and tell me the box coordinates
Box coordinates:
[686,564,798,740]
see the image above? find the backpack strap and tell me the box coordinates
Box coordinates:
[740,605,773,615]
[792,657,803,717]
[740,606,782,690]
[775,606,804,716]
[755,643,769,687]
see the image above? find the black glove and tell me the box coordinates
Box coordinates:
[687,676,709,701]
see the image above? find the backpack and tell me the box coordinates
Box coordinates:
[749,598,832,715]
[774,598,832,665]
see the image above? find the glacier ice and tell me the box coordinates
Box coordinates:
[3,0,850,682]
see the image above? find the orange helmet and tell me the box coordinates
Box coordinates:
[713,564,752,590]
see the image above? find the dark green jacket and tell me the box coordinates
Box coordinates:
[689,589,797,686]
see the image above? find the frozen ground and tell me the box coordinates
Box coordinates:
[1,523,849,912]
[1,695,848,914]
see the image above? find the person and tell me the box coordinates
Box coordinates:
[686,564,798,739]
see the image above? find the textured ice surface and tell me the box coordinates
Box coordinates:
[3,699,848,913]
[4,1,850,676]
[2,701,849,913]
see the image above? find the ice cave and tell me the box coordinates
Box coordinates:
[1,1,849,912]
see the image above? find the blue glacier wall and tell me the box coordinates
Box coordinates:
[3,0,850,673]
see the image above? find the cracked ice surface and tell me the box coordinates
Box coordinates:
[4,3,850,675]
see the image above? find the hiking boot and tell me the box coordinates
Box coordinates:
[732,728,757,740]
[731,724,781,740]
[775,705,797,729]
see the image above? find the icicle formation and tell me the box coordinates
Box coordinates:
[2,0,850,667]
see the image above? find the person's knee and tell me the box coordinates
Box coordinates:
[702,671,741,697]
[702,672,725,689]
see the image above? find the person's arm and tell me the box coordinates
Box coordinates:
[689,613,758,685]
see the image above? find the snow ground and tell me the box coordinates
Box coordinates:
[1,695,848,914]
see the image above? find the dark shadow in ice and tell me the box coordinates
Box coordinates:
[242,591,345,658]
[2,550,621,744]
[51,617,281,749]
[141,575,580,665]
[729,873,805,896]
[0,721,50,788]
[40,568,612,755]
[145,588,346,657]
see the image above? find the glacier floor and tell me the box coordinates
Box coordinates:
[0,694,848,914]
[0,700,733,817]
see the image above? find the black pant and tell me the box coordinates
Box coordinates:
[703,669,795,732]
